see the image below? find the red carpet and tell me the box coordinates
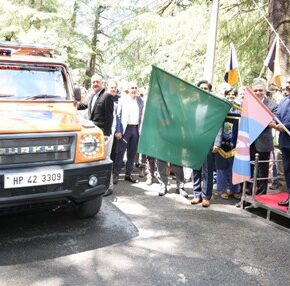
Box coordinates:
[254,192,289,213]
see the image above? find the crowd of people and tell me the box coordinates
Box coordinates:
[76,74,290,209]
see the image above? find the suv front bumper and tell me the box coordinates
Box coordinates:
[0,159,112,209]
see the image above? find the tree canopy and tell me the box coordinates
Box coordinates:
[1,0,288,87]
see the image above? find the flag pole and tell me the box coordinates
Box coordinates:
[237,65,243,87]
[203,0,219,83]
[258,65,265,78]
[274,116,290,137]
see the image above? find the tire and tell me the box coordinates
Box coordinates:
[76,196,103,218]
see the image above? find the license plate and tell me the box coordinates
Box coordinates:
[4,170,64,189]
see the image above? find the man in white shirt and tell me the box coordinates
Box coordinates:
[113,82,144,184]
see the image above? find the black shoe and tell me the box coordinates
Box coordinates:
[159,186,167,196]
[113,175,119,184]
[236,201,251,208]
[125,174,138,183]
[177,188,188,198]
[278,198,289,207]
[103,188,113,197]
[270,182,282,190]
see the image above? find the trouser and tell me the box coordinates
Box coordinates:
[192,151,214,200]
[110,135,118,168]
[248,145,270,194]
[156,160,168,187]
[146,156,156,179]
[275,147,284,178]
[217,168,240,193]
[174,165,185,188]
[105,134,114,190]
[216,157,240,193]
[114,125,139,176]
[281,148,290,193]
[156,160,184,188]
[271,150,279,184]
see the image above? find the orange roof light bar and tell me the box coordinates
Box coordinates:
[0,41,53,57]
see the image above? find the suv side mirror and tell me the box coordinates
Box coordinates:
[74,87,82,102]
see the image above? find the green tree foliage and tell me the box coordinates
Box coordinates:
[217,0,268,85]
[0,0,93,82]
[0,0,61,41]
[0,0,287,87]
[102,1,210,85]
[102,0,271,86]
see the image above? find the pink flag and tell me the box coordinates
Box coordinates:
[232,87,274,185]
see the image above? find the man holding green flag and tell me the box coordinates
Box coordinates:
[138,66,232,191]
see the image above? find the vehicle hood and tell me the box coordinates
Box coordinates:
[0,101,82,134]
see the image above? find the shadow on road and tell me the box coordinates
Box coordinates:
[0,200,139,266]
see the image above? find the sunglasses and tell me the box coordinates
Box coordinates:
[130,87,137,89]
[253,89,264,92]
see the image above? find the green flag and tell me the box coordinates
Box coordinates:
[138,66,232,169]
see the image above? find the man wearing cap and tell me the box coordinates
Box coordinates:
[247,78,277,195]
[276,82,290,206]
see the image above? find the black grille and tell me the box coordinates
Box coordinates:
[0,135,75,167]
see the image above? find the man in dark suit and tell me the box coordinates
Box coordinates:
[248,78,277,195]
[276,83,290,206]
[88,74,114,196]
[88,74,114,139]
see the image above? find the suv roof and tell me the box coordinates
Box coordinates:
[0,42,67,66]
[0,41,53,57]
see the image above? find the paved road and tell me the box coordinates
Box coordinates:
[0,174,290,286]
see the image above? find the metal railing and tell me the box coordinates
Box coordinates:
[241,153,290,216]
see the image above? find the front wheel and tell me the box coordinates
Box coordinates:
[76,196,103,218]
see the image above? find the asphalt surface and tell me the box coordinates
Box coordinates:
[0,173,290,286]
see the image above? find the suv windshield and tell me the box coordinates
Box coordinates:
[0,64,69,100]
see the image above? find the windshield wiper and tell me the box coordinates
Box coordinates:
[25,94,62,100]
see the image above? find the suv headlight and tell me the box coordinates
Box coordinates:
[75,132,105,163]
[80,134,99,156]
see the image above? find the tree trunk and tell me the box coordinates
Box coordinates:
[71,0,78,30]
[84,4,102,89]
[268,0,290,81]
